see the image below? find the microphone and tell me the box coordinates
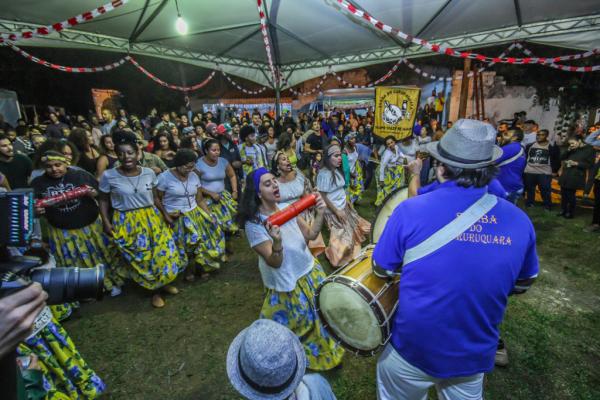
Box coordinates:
[266,194,317,226]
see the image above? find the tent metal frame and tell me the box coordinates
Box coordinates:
[0,12,598,86]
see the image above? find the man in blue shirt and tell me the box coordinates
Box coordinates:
[373,119,538,399]
[496,128,526,203]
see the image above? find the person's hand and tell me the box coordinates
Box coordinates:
[103,222,114,237]
[152,167,162,175]
[210,192,221,202]
[231,190,238,200]
[265,221,281,243]
[407,159,423,176]
[34,206,45,216]
[17,354,41,371]
[314,192,326,215]
[0,283,47,358]
[88,188,98,198]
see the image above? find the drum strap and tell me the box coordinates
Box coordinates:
[402,193,497,266]
[496,147,524,167]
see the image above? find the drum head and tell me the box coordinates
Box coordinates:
[371,187,409,244]
[318,281,383,352]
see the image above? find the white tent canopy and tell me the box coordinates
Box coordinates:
[1,0,598,88]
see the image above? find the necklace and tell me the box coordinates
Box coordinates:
[174,170,193,208]
[122,167,142,193]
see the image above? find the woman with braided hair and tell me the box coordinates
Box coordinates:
[98,130,185,308]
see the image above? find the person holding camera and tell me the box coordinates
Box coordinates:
[30,151,124,310]
[98,131,185,308]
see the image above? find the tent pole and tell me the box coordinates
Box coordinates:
[275,84,281,120]
[473,67,480,120]
[479,72,485,120]
[458,58,471,119]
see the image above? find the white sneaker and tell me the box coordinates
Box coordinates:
[110,286,122,297]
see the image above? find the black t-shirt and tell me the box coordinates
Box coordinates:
[31,169,99,230]
[0,153,32,189]
[307,133,325,152]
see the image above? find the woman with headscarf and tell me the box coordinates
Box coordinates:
[98,131,184,308]
[317,144,371,267]
[156,149,225,281]
[271,150,326,256]
[375,135,407,206]
[30,151,124,318]
[344,132,364,204]
[238,168,345,371]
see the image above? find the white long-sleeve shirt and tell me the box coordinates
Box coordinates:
[379,145,406,181]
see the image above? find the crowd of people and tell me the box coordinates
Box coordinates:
[0,102,599,399]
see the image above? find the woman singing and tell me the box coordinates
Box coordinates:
[99,131,184,308]
[238,168,344,371]
[317,144,370,267]
[157,149,225,281]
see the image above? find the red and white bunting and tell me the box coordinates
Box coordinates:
[335,0,599,69]
[0,0,129,44]
[514,43,600,73]
[221,71,268,95]
[256,0,279,86]
[8,43,127,72]
[127,57,216,91]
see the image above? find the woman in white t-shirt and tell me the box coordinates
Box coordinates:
[376,135,407,206]
[317,144,370,267]
[98,131,185,308]
[238,167,344,371]
[271,151,326,256]
[156,149,225,282]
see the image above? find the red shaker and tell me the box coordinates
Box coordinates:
[266,193,317,226]
[35,185,93,208]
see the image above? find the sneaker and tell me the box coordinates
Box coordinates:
[583,224,600,233]
[495,347,509,367]
[110,286,122,297]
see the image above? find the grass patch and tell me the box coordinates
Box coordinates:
[62,187,600,399]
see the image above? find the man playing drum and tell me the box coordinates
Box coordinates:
[373,119,539,400]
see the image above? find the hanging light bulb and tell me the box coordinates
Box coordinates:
[176,15,188,35]
[174,0,188,35]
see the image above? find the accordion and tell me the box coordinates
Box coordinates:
[0,189,34,246]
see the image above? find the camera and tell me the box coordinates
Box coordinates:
[0,189,105,304]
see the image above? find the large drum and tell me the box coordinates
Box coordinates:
[316,187,409,356]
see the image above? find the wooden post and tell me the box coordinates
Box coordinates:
[458,58,471,119]
[479,71,485,120]
[473,68,480,120]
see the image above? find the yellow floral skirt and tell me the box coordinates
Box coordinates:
[260,260,345,371]
[111,207,184,290]
[172,206,226,272]
[205,190,239,234]
[18,312,105,399]
[375,164,405,206]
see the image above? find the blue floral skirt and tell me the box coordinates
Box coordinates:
[171,206,225,272]
[348,161,365,204]
[18,313,106,399]
[111,207,184,290]
[259,260,345,371]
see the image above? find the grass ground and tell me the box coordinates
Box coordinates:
[63,186,600,400]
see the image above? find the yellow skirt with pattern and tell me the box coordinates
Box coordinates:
[205,190,239,234]
[172,206,226,272]
[46,217,124,321]
[111,207,184,290]
[375,164,405,206]
[348,161,365,204]
[17,313,106,399]
[260,260,345,371]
